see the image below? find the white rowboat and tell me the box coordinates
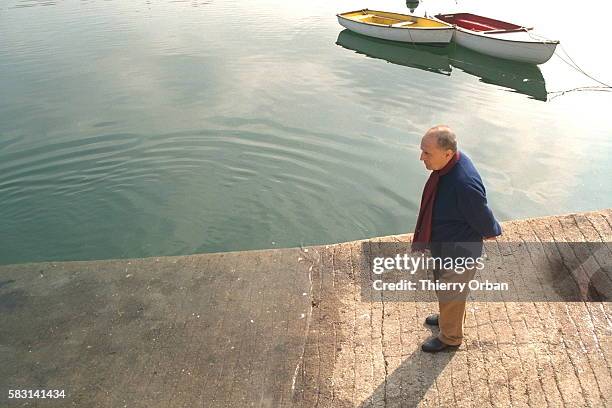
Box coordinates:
[435,13,559,64]
[337,9,454,45]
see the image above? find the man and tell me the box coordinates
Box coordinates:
[413,125,502,353]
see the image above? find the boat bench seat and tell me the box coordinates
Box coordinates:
[456,19,495,32]
[483,27,532,34]
[390,21,415,27]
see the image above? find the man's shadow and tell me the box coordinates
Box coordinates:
[356,323,457,408]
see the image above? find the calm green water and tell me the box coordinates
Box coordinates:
[1,0,611,265]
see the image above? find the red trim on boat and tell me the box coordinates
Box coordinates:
[435,13,523,32]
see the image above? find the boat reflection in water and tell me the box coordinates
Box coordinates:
[450,45,548,101]
[335,29,451,76]
[335,30,547,101]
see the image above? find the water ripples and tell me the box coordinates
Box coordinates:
[0,117,409,262]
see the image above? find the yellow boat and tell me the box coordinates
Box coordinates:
[337,9,454,45]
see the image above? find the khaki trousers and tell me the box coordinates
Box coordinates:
[433,267,476,346]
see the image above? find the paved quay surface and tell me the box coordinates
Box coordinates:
[1,209,611,407]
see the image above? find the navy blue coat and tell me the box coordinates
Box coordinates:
[429,152,502,258]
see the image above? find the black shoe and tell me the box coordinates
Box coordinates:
[421,337,458,353]
[425,314,439,326]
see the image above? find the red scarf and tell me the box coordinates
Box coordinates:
[412,151,460,250]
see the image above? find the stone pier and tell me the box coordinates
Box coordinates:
[1,209,611,407]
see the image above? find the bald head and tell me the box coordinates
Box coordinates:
[424,125,457,153]
[419,125,457,171]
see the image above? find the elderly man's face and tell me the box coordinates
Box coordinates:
[420,134,454,171]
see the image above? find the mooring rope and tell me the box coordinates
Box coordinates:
[553,43,612,88]
[522,28,612,89]
[547,86,612,100]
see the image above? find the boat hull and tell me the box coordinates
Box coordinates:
[337,16,453,45]
[453,28,558,64]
